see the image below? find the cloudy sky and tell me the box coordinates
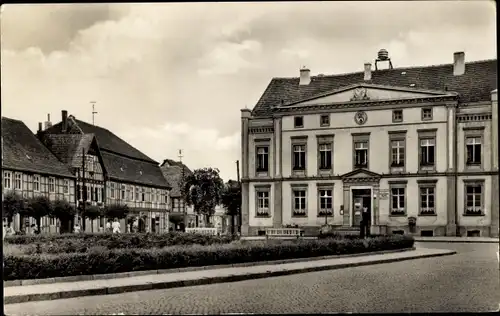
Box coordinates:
[1,2,496,181]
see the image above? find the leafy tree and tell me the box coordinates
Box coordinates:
[21,195,53,232]
[221,180,241,236]
[2,191,25,226]
[103,203,130,220]
[183,167,225,226]
[81,205,102,233]
[51,199,77,233]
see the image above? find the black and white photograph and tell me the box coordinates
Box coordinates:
[1,1,499,314]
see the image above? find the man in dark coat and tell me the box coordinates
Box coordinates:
[361,207,370,238]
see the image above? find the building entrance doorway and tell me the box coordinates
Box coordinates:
[352,188,372,227]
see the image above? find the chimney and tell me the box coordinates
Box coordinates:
[38,122,43,132]
[299,66,311,85]
[44,113,52,130]
[453,52,465,76]
[364,63,372,81]
[62,110,68,132]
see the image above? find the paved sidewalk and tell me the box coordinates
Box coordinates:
[414,237,499,243]
[4,247,455,304]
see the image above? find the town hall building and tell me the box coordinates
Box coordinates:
[240,50,498,237]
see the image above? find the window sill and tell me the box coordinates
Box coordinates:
[389,213,407,217]
[463,213,485,217]
[292,214,308,218]
[318,213,334,217]
[255,215,271,218]
[418,213,437,217]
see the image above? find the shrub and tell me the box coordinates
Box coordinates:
[3,232,234,253]
[3,235,414,280]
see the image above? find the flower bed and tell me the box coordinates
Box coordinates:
[3,232,233,254]
[3,235,414,280]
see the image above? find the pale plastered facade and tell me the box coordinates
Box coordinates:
[241,84,499,237]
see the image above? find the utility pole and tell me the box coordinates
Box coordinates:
[91,101,98,126]
[179,149,188,231]
[81,148,86,232]
[236,160,241,234]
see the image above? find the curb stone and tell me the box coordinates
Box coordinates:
[3,248,456,304]
[3,247,414,287]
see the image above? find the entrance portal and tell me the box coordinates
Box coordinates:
[352,189,372,227]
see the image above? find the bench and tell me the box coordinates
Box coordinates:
[185,227,219,236]
[265,228,303,239]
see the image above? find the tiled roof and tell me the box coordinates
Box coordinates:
[41,134,95,168]
[252,59,497,116]
[43,116,170,189]
[103,151,170,189]
[1,117,74,178]
[160,159,192,197]
[45,117,157,163]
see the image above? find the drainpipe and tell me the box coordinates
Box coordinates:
[454,104,459,236]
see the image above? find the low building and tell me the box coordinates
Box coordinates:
[39,110,171,233]
[240,50,498,237]
[2,117,76,234]
[160,159,196,230]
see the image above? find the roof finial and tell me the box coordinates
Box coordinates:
[178,149,183,163]
[91,101,98,126]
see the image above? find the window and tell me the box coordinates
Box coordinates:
[142,188,146,202]
[77,185,81,200]
[129,186,134,200]
[152,189,156,203]
[389,132,406,168]
[293,145,306,170]
[320,115,330,127]
[121,184,126,200]
[164,192,168,204]
[464,181,483,215]
[292,186,307,216]
[3,171,12,189]
[14,173,22,190]
[256,146,269,173]
[135,186,140,201]
[255,186,270,217]
[418,180,437,215]
[63,180,69,194]
[33,175,40,192]
[26,175,32,191]
[87,186,91,201]
[90,186,95,201]
[318,143,332,170]
[318,188,333,216]
[110,183,115,199]
[354,142,368,168]
[389,181,406,215]
[466,137,481,165]
[294,116,304,128]
[85,155,95,172]
[420,138,435,166]
[392,110,403,123]
[100,188,105,202]
[421,108,433,121]
[48,177,55,193]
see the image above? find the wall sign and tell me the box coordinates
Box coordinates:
[378,190,389,200]
[354,111,368,125]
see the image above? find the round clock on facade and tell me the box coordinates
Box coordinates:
[354,111,368,125]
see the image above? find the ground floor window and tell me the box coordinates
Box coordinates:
[292,188,307,216]
[465,181,483,215]
[390,186,406,215]
[256,190,270,216]
[318,188,333,216]
[419,185,436,215]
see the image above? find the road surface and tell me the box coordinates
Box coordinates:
[4,242,499,315]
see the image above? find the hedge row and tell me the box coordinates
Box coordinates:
[4,232,233,250]
[3,235,414,280]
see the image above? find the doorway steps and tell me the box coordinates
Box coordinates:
[334,227,361,236]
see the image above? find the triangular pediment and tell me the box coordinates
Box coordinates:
[286,83,457,106]
[341,169,381,180]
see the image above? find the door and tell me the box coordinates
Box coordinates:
[362,195,372,226]
[353,197,363,227]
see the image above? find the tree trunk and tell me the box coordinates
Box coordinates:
[231,214,235,236]
[35,216,41,234]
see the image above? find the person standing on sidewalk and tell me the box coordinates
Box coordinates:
[112,218,121,234]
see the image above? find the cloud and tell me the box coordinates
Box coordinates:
[119,123,240,180]
[1,2,496,181]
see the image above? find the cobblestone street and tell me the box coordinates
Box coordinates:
[5,242,499,315]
